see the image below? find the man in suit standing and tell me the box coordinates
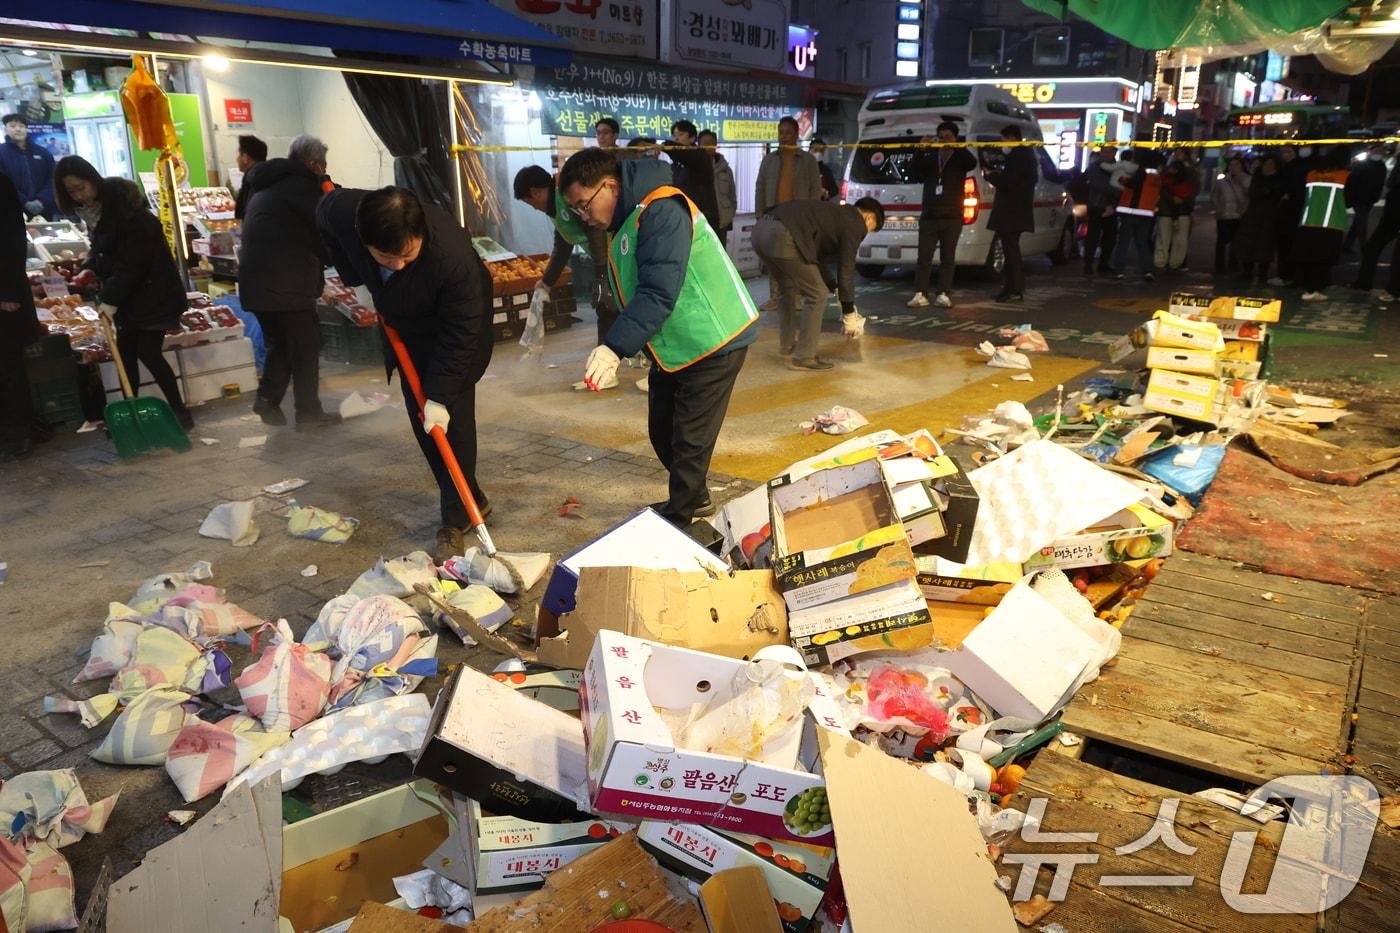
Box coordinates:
[984,125,1037,303]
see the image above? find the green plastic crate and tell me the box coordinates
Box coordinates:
[24,335,84,428]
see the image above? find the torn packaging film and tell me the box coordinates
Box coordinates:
[414,664,594,823]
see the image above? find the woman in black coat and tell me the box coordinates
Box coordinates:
[1,172,43,459]
[1234,155,1284,286]
[984,124,1037,302]
[55,156,192,427]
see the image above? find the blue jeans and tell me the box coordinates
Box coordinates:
[1114,215,1154,276]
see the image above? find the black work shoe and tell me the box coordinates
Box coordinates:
[648,498,715,520]
[253,396,287,426]
[1,438,33,461]
[175,407,196,431]
[295,410,342,431]
[789,358,834,371]
[433,526,465,565]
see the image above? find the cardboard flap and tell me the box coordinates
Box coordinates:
[700,867,783,933]
[106,776,282,932]
[817,731,1016,932]
[541,568,788,670]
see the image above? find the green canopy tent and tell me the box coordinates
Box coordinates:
[1021,0,1393,74]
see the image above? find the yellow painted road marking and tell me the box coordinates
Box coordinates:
[713,353,1098,481]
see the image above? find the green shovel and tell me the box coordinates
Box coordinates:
[100,313,191,459]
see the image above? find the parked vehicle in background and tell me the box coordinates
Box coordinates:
[842,82,1075,278]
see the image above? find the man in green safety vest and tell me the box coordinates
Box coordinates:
[513,165,619,388]
[559,147,758,526]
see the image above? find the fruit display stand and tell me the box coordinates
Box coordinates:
[485,253,577,342]
[23,334,85,429]
[27,221,90,264]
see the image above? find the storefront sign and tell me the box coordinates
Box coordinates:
[671,0,787,72]
[224,99,253,125]
[537,58,804,143]
[489,0,658,60]
[994,79,1138,109]
[785,24,818,78]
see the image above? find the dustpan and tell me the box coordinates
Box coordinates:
[100,313,191,459]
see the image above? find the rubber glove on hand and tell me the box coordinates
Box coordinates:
[98,303,119,321]
[842,310,866,339]
[423,400,451,433]
[531,281,550,305]
[584,345,620,392]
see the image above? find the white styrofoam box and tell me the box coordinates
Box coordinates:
[178,337,255,376]
[942,582,1101,722]
[182,363,259,405]
[100,352,181,394]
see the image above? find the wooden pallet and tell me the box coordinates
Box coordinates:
[1352,596,1400,795]
[998,749,1312,933]
[1061,553,1363,785]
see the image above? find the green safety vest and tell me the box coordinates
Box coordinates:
[607,186,758,372]
[552,178,591,247]
[1299,174,1348,231]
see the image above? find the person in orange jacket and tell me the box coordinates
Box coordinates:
[1113,150,1162,283]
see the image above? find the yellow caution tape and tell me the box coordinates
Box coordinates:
[451,137,1400,155]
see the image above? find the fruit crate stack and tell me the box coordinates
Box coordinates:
[486,254,576,342]
[24,334,84,429]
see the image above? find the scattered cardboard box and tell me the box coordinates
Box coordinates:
[540,508,729,619]
[106,776,282,933]
[787,577,932,667]
[539,567,788,670]
[768,458,915,611]
[582,630,845,844]
[466,833,706,932]
[887,478,948,547]
[816,730,1017,932]
[1222,339,1262,362]
[915,557,1018,606]
[1146,345,1221,376]
[913,453,980,563]
[414,664,592,823]
[1168,293,1237,320]
[463,798,628,895]
[1143,369,1223,423]
[1216,294,1282,322]
[941,582,1102,722]
[1145,310,1224,351]
[1022,504,1174,571]
[493,663,582,712]
[700,866,784,933]
[279,780,447,932]
[638,821,835,933]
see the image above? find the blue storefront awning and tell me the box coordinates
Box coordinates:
[3,0,571,68]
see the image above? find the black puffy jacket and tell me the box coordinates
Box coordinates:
[237,158,329,313]
[87,178,184,331]
[316,187,492,405]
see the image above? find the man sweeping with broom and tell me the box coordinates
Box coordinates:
[317,186,494,563]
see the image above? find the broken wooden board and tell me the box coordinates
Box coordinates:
[1353,598,1400,796]
[1324,823,1400,933]
[466,833,705,932]
[1247,418,1400,486]
[998,751,1311,933]
[1173,452,1400,594]
[349,902,454,932]
[1062,555,1358,784]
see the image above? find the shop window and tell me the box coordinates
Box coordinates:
[859,42,872,80]
[837,47,848,82]
[969,29,1003,68]
[1033,27,1070,66]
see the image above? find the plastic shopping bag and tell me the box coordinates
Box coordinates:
[519,283,547,357]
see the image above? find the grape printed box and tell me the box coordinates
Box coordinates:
[581,630,847,846]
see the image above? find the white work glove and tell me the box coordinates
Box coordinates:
[98,302,119,321]
[24,200,43,215]
[422,399,450,433]
[842,310,866,339]
[531,281,550,306]
[584,344,620,392]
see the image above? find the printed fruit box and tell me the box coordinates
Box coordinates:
[768,457,917,612]
[1022,504,1173,571]
[464,797,630,895]
[581,630,847,845]
[637,820,835,933]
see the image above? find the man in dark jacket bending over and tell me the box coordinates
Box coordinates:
[752,196,884,370]
[559,148,757,526]
[318,186,494,562]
